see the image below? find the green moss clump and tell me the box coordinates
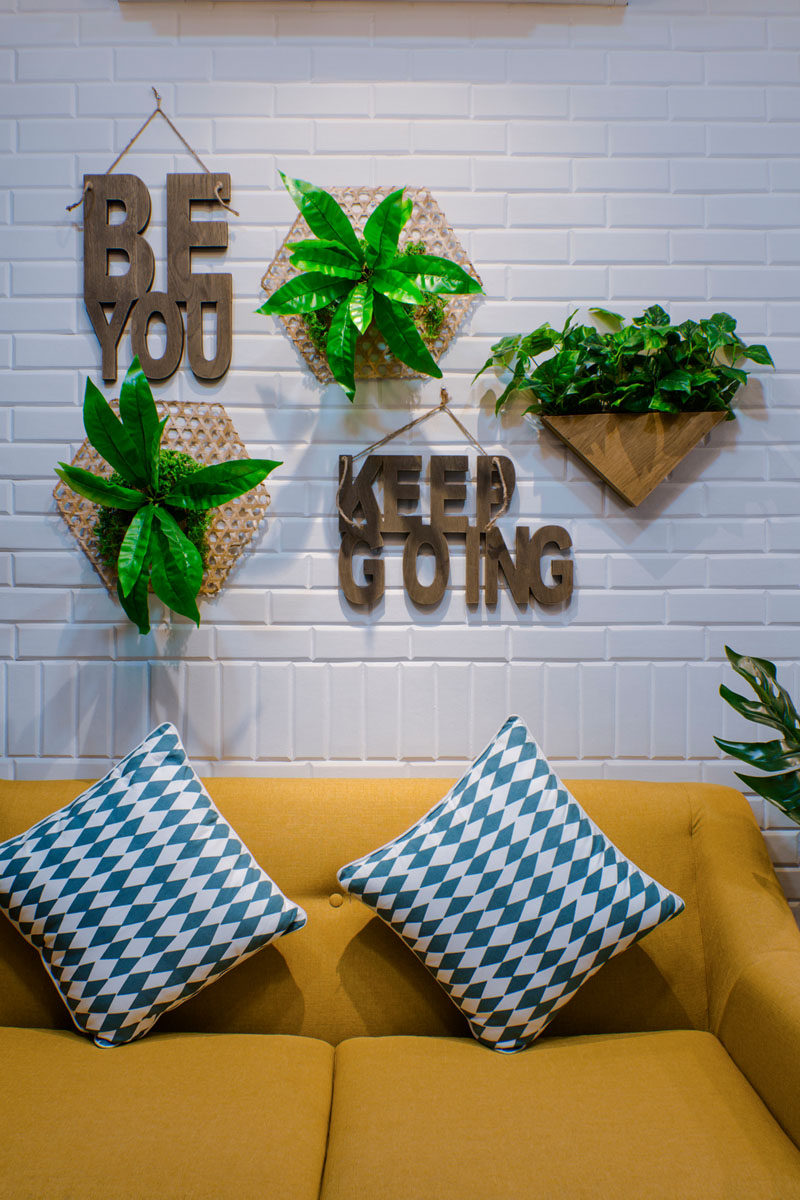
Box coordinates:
[95,449,210,574]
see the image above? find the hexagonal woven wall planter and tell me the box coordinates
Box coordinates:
[261,185,481,383]
[54,400,273,599]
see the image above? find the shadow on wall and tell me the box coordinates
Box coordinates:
[116,1,626,48]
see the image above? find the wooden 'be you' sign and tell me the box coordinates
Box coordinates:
[338,454,573,609]
[82,172,232,384]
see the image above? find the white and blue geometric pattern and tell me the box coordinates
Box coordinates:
[338,716,684,1052]
[0,723,306,1047]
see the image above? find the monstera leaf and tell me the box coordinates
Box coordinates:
[715,646,800,827]
[56,359,281,634]
[258,174,482,401]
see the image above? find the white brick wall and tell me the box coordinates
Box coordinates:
[1,0,799,920]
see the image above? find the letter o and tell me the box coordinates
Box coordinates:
[402,523,449,606]
[130,291,185,381]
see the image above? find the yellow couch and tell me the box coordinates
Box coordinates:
[2,777,800,1200]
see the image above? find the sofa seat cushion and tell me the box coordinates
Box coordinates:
[1,1027,333,1200]
[321,1031,800,1200]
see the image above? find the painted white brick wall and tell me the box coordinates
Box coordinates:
[1,0,799,920]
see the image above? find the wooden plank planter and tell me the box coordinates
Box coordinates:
[540,410,727,507]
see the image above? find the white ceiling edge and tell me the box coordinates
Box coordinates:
[121,1,628,5]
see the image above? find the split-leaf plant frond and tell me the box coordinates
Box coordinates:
[55,359,280,634]
[258,174,483,401]
[715,646,800,828]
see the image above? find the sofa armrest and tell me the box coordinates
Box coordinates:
[717,949,800,1149]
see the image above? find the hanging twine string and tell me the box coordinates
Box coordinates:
[337,387,510,534]
[67,87,239,216]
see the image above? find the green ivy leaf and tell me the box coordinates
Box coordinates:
[741,343,775,367]
[372,292,442,379]
[326,301,358,401]
[117,571,150,636]
[150,508,203,626]
[371,268,426,307]
[257,272,354,315]
[363,188,413,267]
[117,503,155,597]
[589,308,624,329]
[118,357,162,490]
[83,377,149,488]
[287,239,362,279]
[280,173,362,260]
[162,459,281,510]
[635,304,670,327]
[392,253,482,296]
[55,463,145,510]
[348,282,373,334]
[658,369,693,393]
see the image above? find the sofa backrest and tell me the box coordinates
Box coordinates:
[0,776,777,1044]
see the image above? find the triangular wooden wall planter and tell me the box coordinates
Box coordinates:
[540,411,727,506]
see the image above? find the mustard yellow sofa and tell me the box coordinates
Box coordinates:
[2,777,800,1200]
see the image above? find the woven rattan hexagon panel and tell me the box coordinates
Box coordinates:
[53,400,272,599]
[261,185,482,384]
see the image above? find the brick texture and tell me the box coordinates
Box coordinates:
[0,0,798,921]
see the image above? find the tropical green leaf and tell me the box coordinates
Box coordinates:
[55,463,145,510]
[363,188,413,266]
[118,357,162,490]
[117,503,155,597]
[714,736,800,774]
[326,301,358,401]
[117,571,150,636]
[150,508,203,626]
[725,645,800,727]
[717,646,800,827]
[372,292,442,379]
[393,253,482,296]
[287,239,362,279]
[348,281,373,334]
[719,684,792,737]
[83,377,149,488]
[733,770,800,825]
[370,268,426,306]
[742,343,775,367]
[257,272,354,315]
[162,459,281,510]
[280,173,362,260]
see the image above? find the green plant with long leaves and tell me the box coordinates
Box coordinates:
[257,174,483,401]
[715,646,800,827]
[55,359,280,635]
[475,305,774,417]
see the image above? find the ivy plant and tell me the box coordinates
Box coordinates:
[55,359,280,635]
[715,646,800,828]
[257,173,483,401]
[475,305,774,418]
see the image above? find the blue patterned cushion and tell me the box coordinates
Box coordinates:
[0,723,306,1047]
[338,716,684,1052]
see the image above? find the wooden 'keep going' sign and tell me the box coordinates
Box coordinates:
[338,454,573,609]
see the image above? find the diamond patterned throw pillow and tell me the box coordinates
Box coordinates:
[338,716,684,1052]
[0,723,306,1047]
